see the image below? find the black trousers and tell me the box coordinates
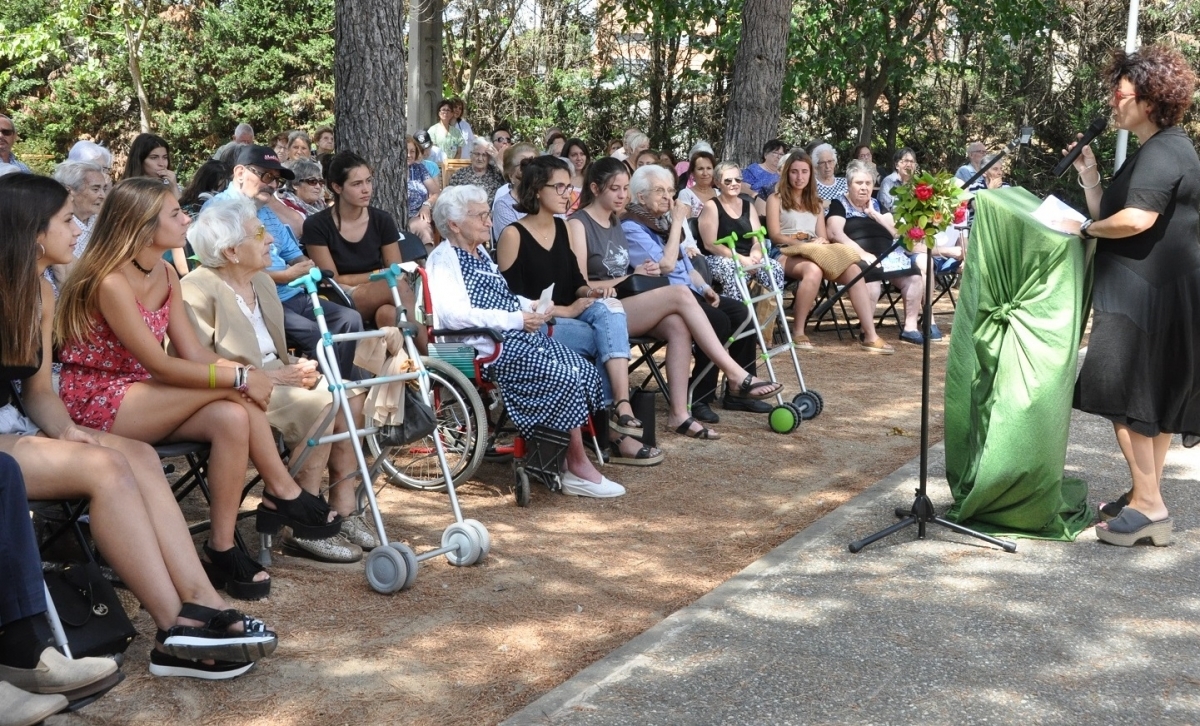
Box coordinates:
[0,452,46,625]
[689,291,756,404]
[281,294,365,379]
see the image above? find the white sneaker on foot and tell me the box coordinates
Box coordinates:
[560,471,625,498]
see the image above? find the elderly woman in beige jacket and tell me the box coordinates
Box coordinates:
[180,196,377,563]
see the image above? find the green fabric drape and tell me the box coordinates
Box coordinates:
[944,187,1094,540]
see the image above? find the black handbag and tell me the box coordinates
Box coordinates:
[377,387,438,446]
[43,562,137,658]
[613,274,670,299]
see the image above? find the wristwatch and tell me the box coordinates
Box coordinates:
[1079,219,1095,239]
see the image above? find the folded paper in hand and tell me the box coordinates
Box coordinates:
[536,284,554,314]
[1032,195,1086,234]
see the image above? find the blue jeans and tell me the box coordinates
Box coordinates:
[549,301,631,406]
[0,452,46,625]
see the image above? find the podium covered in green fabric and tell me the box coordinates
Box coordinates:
[943,187,1094,540]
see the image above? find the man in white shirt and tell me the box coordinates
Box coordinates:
[954,141,987,183]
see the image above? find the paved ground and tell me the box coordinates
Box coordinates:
[504,408,1200,726]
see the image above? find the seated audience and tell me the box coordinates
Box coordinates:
[491,142,538,244]
[966,154,1009,193]
[568,157,782,438]
[56,177,346,600]
[451,99,474,157]
[412,130,441,178]
[182,197,376,562]
[633,148,661,170]
[811,143,848,204]
[448,138,505,205]
[207,146,364,374]
[427,99,465,163]
[314,126,336,156]
[766,151,893,353]
[272,132,290,161]
[405,135,440,249]
[490,128,513,166]
[698,161,785,295]
[49,160,109,282]
[287,130,313,160]
[179,158,232,218]
[1,172,275,678]
[826,160,934,344]
[544,131,566,157]
[621,164,767,420]
[564,137,591,209]
[66,140,113,177]
[428,185,625,498]
[741,138,787,210]
[955,140,987,183]
[121,133,187,274]
[677,150,717,215]
[878,148,917,213]
[279,157,328,217]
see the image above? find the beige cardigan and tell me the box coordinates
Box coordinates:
[179,266,332,448]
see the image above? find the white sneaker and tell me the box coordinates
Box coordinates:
[560,471,625,498]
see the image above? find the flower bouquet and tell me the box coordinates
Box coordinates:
[892,171,973,251]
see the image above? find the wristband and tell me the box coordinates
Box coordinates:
[1079,219,1095,240]
[208,363,217,389]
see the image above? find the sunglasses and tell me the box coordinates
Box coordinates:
[0,128,13,137]
[299,177,325,187]
[543,182,571,196]
[493,136,511,143]
[245,224,266,242]
[246,166,282,185]
[721,178,743,185]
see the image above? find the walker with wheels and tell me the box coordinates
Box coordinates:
[709,228,823,433]
[280,264,490,594]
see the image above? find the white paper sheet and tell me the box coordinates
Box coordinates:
[536,284,555,314]
[1032,195,1086,233]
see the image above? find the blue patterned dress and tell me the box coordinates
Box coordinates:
[454,247,603,438]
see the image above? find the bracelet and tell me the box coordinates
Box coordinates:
[1078,173,1101,190]
[235,367,252,394]
[208,363,217,389]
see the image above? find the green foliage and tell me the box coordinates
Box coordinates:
[891,171,971,250]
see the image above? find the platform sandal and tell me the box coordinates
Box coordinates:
[158,602,277,662]
[1098,492,1131,522]
[609,435,664,466]
[202,542,271,601]
[148,650,254,680]
[255,489,342,540]
[736,374,783,400]
[609,399,643,437]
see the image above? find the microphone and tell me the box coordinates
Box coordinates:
[1053,117,1108,176]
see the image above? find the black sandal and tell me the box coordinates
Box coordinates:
[609,399,643,437]
[202,542,271,601]
[673,417,720,440]
[255,489,342,540]
[609,435,664,466]
[159,602,277,662]
[737,374,782,400]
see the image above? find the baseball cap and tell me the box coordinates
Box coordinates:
[413,131,433,151]
[234,145,295,179]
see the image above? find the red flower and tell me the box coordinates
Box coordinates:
[907,227,926,241]
[913,183,934,201]
[953,206,968,225]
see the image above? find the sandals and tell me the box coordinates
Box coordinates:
[1096,508,1172,547]
[202,542,271,601]
[158,602,277,662]
[737,374,783,400]
[609,435,664,466]
[609,399,643,437]
[1098,491,1131,522]
[148,650,254,680]
[792,335,815,351]
[256,489,342,540]
[674,417,720,440]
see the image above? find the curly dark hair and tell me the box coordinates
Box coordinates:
[1105,45,1197,128]
[514,155,570,215]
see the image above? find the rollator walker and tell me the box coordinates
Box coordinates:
[708,228,823,433]
[276,264,490,594]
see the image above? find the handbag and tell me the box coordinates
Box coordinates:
[377,387,438,446]
[42,562,137,658]
[613,274,669,299]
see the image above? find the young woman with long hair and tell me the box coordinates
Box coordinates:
[55,178,343,601]
[0,173,276,679]
[122,133,189,274]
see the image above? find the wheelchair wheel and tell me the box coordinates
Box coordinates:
[769,403,801,434]
[367,357,487,492]
[514,467,531,507]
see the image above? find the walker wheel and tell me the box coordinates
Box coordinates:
[387,542,419,589]
[514,467,531,507]
[792,391,824,420]
[441,522,483,567]
[769,403,801,434]
[462,518,491,560]
[365,546,410,594]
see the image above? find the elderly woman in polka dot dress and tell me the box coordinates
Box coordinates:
[426,184,625,499]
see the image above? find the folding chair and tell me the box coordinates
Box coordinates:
[876,280,904,328]
[626,336,670,403]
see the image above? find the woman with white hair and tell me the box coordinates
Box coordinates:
[279,157,327,217]
[698,161,786,297]
[428,185,625,498]
[66,140,113,177]
[811,143,848,203]
[448,137,505,205]
[50,160,109,281]
[181,196,376,563]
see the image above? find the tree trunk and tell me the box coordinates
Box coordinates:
[721,0,790,166]
[123,16,152,133]
[335,0,408,224]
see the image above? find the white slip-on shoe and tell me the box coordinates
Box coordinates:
[560,471,626,498]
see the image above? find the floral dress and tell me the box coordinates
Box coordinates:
[454,246,603,439]
[59,266,172,432]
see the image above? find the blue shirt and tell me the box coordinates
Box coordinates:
[954,164,979,183]
[206,189,305,301]
[742,163,780,199]
[621,219,704,294]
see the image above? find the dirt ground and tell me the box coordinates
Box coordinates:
[64,306,955,726]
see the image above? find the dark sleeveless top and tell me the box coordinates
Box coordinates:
[500,217,588,307]
[570,210,632,281]
[1,350,42,408]
[715,198,754,255]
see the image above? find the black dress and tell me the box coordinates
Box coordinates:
[1074,126,1200,440]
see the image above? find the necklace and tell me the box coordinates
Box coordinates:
[130,257,156,276]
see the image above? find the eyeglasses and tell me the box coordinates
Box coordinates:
[721,178,743,185]
[244,224,266,242]
[493,136,511,143]
[766,150,784,157]
[0,128,13,137]
[468,210,491,224]
[816,160,836,166]
[470,152,491,160]
[649,187,672,196]
[543,182,571,196]
[299,177,324,187]
[1113,89,1138,103]
[246,166,282,185]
